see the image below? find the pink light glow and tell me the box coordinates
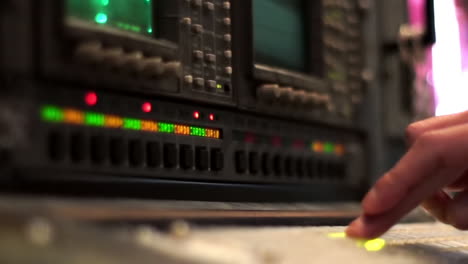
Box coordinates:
[408,0,427,29]
[431,0,468,116]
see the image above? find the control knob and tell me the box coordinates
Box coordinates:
[257,84,281,102]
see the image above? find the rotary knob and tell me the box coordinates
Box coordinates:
[163,61,183,78]
[75,41,104,64]
[140,57,165,78]
[123,51,145,73]
[292,90,307,106]
[278,87,295,104]
[257,84,281,102]
[101,47,125,69]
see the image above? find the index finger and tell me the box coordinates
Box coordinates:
[406,111,468,146]
[347,124,468,238]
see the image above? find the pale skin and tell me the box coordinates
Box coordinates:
[346,111,468,239]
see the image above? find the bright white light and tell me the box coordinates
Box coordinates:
[432,0,468,116]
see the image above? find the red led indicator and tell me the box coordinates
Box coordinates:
[85,92,98,106]
[142,102,152,113]
[244,133,256,144]
[272,136,282,147]
[209,114,215,121]
[193,111,201,119]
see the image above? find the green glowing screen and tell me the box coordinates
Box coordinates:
[67,0,153,35]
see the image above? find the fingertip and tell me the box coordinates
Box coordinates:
[346,216,390,239]
[345,218,364,238]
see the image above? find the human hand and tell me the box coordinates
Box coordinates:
[346,111,468,239]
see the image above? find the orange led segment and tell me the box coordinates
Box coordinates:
[206,129,220,139]
[105,115,123,128]
[335,144,346,156]
[141,120,158,132]
[313,141,324,153]
[64,109,84,124]
[175,125,191,135]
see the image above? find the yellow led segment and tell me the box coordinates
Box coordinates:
[105,115,124,128]
[175,125,191,136]
[335,144,346,156]
[206,129,220,139]
[64,109,84,124]
[313,141,324,153]
[141,120,158,132]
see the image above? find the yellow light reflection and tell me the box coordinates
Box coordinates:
[327,232,386,252]
[361,238,386,252]
[327,232,346,239]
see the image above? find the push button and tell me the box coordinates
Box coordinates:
[337,161,346,180]
[195,147,209,171]
[261,153,271,176]
[211,148,224,172]
[146,141,161,168]
[163,143,177,169]
[48,131,66,162]
[129,140,144,167]
[180,145,194,170]
[70,132,86,163]
[235,151,247,173]
[249,152,259,175]
[91,135,107,164]
[307,157,316,178]
[317,159,326,179]
[273,155,283,176]
[110,138,126,166]
[285,156,295,177]
[296,158,304,177]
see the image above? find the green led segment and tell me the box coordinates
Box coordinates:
[41,105,64,122]
[159,123,175,133]
[190,127,206,137]
[67,0,153,36]
[85,112,105,127]
[324,142,335,154]
[123,118,141,130]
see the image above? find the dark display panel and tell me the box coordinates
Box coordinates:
[253,0,309,73]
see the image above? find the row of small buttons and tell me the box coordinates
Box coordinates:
[75,41,181,78]
[234,151,346,180]
[257,84,331,109]
[48,131,223,172]
[188,0,230,10]
[192,50,232,63]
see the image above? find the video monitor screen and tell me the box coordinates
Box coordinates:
[67,0,153,36]
[253,0,309,73]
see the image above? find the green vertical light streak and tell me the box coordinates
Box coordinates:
[159,123,175,133]
[85,112,105,127]
[41,105,64,122]
[123,118,141,130]
[324,142,335,154]
[190,127,206,137]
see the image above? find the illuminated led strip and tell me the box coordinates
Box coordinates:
[312,141,346,156]
[40,105,221,139]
